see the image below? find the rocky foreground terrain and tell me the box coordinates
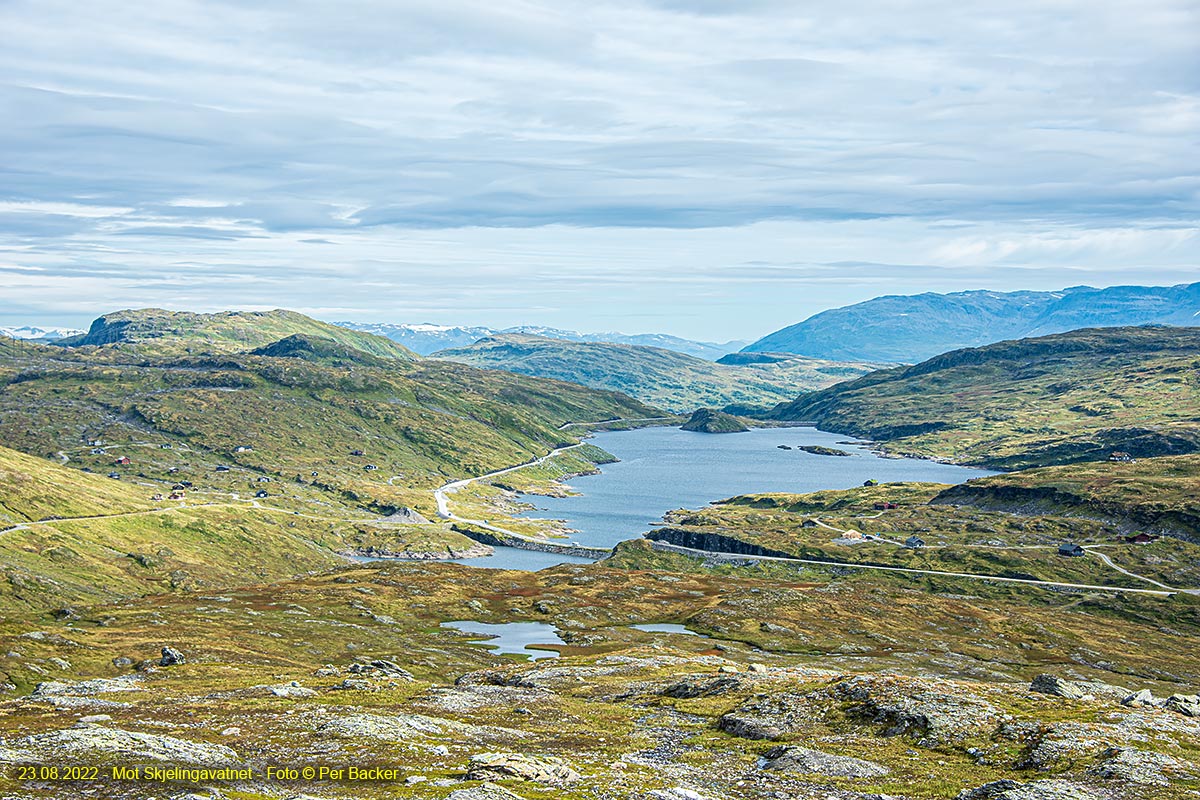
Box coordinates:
[1,558,1198,800]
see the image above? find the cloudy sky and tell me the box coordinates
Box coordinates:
[1,0,1197,340]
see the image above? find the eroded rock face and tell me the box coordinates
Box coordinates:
[761,745,890,778]
[21,727,239,766]
[465,752,581,784]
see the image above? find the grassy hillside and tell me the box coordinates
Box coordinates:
[56,308,419,360]
[0,315,659,611]
[936,455,1200,542]
[434,333,876,412]
[769,326,1200,468]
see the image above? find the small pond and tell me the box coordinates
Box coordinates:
[441,620,565,660]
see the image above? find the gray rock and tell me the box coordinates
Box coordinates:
[1121,689,1155,707]
[762,745,890,778]
[31,677,142,697]
[22,727,239,766]
[1086,746,1194,786]
[1029,674,1084,700]
[446,783,526,800]
[1166,693,1200,717]
[318,712,521,743]
[111,657,133,669]
[348,659,414,680]
[661,676,742,699]
[648,790,719,800]
[466,752,580,784]
[159,646,186,667]
[957,780,1098,800]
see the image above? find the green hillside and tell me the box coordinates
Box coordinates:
[768,326,1200,468]
[56,308,419,360]
[434,333,876,412]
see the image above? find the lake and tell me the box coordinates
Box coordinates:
[516,425,997,550]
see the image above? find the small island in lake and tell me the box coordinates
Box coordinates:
[680,407,749,433]
[798,444,852,456]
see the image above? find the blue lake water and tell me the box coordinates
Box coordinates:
[441,620,564,659]
[517,426,996,550]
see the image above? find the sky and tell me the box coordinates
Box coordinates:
[0,0,1197,341]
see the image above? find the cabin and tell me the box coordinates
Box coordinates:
[842,529,864,540]
[364,464,378,471]
[1125,532,1158,544]
[114,456,131,465]
[90,448,106,455]
[801,518,819,528]
[255,490,269,498]
[1058,542,1086,557]
[257,476,271,483]
[873,502,898,510]
[1109,452,1135,463]
[863,479,879,487]
[160,443,173,449]
[905,535,925,548]
[350,449,365,456]
[151,494,164,502]
[168,492,184,500]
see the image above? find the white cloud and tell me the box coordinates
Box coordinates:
[0,0,1196,334]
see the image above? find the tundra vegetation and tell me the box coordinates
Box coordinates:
[0,311,1198,799]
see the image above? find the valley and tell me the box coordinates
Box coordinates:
[1,308,1199,800]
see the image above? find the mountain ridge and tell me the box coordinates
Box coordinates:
[339,320,744,359]
[744,282,1200,362]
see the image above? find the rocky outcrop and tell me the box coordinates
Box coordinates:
[318,712,522,742]
[466,752,581,784]
[21,726,240,766]
[761,745,889,778]
[956,780,1098,800]
[645,528,794,558]
[680,408,748,434]
[446,784,527,800]
[159,646,186,666]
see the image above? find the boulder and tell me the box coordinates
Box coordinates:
[159,646,186,667]
[1029,674,1084,700]
[466,752,580,784]
[1121,689,1156,708]
[1165,693,1200,717]
[761,745,889,778]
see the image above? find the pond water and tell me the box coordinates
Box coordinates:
[518,426,997,550]
[441,620,564,660]
[629,623,706,637]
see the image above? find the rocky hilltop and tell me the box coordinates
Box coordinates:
[680,408,749,433]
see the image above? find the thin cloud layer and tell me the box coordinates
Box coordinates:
[0,0,1196,338]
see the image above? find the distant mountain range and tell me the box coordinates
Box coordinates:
[337,321,744,360]
[0,325,84,342]
[743,282,1200,363]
